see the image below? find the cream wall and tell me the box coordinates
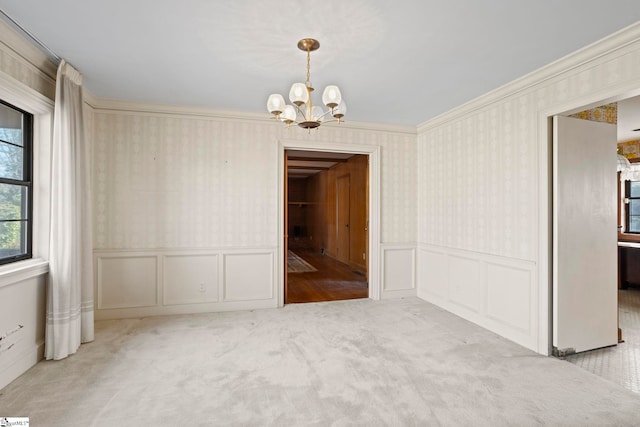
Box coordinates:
[417,23,640,353]
[90,102,417,319]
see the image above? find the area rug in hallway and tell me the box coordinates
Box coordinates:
[287,250,317,273]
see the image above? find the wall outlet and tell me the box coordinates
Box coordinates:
[199,283,206,292]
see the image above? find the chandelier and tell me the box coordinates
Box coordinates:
[267,38,346,130]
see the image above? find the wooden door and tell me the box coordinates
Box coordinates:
[336,174,350,264]
[365,156,369,280]
[284,152,289,303]
[553,115,617,354]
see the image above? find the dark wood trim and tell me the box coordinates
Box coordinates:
[618,171,622,230]
[284,152,289,304]
[288,165,330,170]
[619,233,640,243]
[288,156,348,163]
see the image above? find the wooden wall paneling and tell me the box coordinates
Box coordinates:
[306,171,327,253]
[349,155,368,271]
[284,152,288,303]
[336,173,351,264]
[292,154,368,272]
[287,178,307,238]
[326,167,337,258]
[365,157,369,278]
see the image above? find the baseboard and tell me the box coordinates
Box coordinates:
[382,288,417,299]
[0,341,44,390]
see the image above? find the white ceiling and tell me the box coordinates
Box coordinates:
[1,1,640,126]
[618,96,640,142]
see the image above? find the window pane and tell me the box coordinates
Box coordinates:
[0,219,25,258]
[0,128,22,146]
[0,142,23,180]
[0,102,23,146]
[630,216,640,233]
[630,181,640,198]
[0,183,27,220]
[630,200,640,217]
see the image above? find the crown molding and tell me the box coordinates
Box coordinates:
[0,18,57,81]
[0,70,53,113]
[417,21,640,134]
[86,96,417,135]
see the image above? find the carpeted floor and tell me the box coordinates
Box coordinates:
[1,297,640,426]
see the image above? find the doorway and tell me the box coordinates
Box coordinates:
[552,97,640,393]
[285,149,368,303]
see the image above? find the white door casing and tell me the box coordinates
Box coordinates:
[277,139,381,307]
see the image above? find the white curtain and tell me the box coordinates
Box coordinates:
[45,60,94,360]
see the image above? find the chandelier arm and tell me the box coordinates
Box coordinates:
[316,108,335,121]
[323,118,342,124]
[293,104,307,120]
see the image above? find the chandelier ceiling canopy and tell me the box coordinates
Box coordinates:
[267,38,346,130]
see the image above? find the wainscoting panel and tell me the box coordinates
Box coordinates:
[418,248,448,299]
[486,262,532,335]
[381,245,416,298]
[163,254,219,305]
[223,252,274,302]
[448,255,482,313]
[97,255,158,309]
[95,248,277,319]
[417,244,537,350]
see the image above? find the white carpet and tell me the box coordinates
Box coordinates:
[1,297,640,426]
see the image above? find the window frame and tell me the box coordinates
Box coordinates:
[0,99,33,265]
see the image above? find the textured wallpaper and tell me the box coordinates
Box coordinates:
[418,96,536,261]
[0,40,55,100]
[418,43,640,262]
[93,112,416,250]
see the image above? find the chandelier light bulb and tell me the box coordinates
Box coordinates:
[267,94,286,115]
[289,83,309,106]
[333,100,347,119]
[280,105,297,124]
[322,85,342,109]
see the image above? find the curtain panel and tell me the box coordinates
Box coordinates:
[45,60,94,360]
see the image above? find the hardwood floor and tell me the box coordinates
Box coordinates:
[286,247,368,304]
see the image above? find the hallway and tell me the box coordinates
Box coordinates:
[286,246,368,303]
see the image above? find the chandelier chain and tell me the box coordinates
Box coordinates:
[306,49,311,86]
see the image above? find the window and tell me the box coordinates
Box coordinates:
[0,99,32,265]
[625,179,640,234]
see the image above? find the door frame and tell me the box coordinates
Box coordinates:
[277,138,381,307]
[538,88,640,355]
